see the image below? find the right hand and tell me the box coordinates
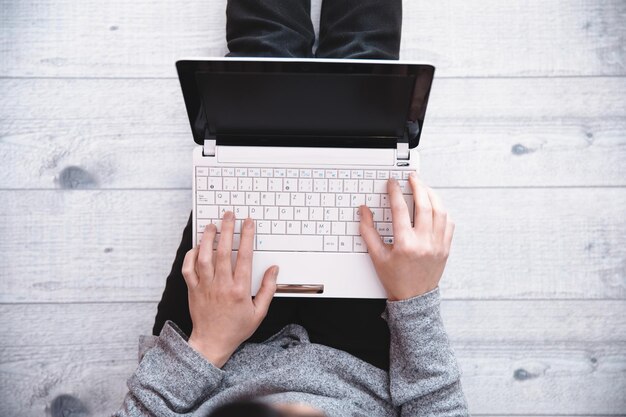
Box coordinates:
[359,173,454,301]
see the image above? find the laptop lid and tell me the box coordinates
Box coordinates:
[176,58,435,149]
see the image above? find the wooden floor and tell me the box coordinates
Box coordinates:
[1,0,625,415]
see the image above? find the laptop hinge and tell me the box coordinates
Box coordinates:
[203,139,217,157]
[396,141,409,161]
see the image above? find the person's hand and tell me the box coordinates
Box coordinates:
[359,173,454,301]
[181,212,279,367]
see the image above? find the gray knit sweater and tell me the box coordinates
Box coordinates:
[114,288,468,416]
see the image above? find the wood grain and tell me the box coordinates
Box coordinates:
[1,77,624,189]
[1,0,625,77]
[1,188,624,303]
[1,301,624,416]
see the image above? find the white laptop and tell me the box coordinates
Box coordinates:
[176,57,435,298]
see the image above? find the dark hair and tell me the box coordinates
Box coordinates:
[208,401,282,417]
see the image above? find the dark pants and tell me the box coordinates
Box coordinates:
[153,0,402,371]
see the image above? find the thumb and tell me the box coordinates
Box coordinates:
[253,265,279,320]
[359,205,384,257]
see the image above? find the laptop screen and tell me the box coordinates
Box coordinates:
[177,59,435,148]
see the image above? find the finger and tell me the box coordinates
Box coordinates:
[443,216,455,252]
[215,211,235,279]
[388,178,412,239]
[181,247,200,289]
[359,205,385,257]
[426,186,447,240]
[196,223,217,283]
[253,265,279,321]
[408,173,433,235]
[234,217,255,285]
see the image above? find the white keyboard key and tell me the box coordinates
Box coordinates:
[309,207,323,221]
[197,205,218,219]
[384,208,393,222]
[197,191,214,205]
[197,218,211,233]
[332,221,346,235]
[305,193,320,206]
[234,206,248,218]
[223,177,237,191]
[249,168,261,177]
[377,170,389,179]
[209,167,221,176]
[403,171,412,179]
[256,220,271,233]
[353,236,367,252]
[376,222,393,236]
[324,207,339,221]
[276,192,290,206]
[364,170,376,179]
[271,220,286,234]
[353,207,362,221]
[287,169,299,178]
[336,194,350,207]
[299,169,312,178]
[197,167,209,176]
[211,219,222,232]
[351,194,365,207]
[298,178,313,192]
[316,221,331,235]
[234,219,243,233]
[313,169,325,178]
[231,192,245,205]
[279,207,294,220]
[256,234,323,252]
[223,167,235,176]
[339,170,351,179]
[268,178,282,191]
[264,206,279,220]
[398,180,410,194]
[274,169,286,177]
[253,178,268,191]
[328,179,343,192]
[373,180,387,193]
[261,168,273,177]
[381,194,390,207]
[383,236,394,245]
[352,170,364,179]
[390,171,401,179]
[294,207,308,220]
[286,221,301,234]
[344,179,358,193]
[338,236,352,252]
[249,206,263,219]
[219,205,234,216]
[208,177,222,190]
[313,179,328,192]
[239,177,253,191]
[346,222,360,236]
[325,169,338,179]
[215,192,229,205]
[196,177,208,190]
[370,208,383,222]
[291,193,305,206]
[246,192,260,205]
[261,192,275,206]
[324,235,338,251]
[404,195,415,216]
[321,193,335,207]
[236,168,247,177]
[339,208,353,221]
[284,178,297,191]
[302,221,316,234]
[365,194,380,207]
[359,180,373,193]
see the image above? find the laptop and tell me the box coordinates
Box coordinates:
[176,57,435,298]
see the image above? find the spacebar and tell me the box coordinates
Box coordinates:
[256,235,324,252]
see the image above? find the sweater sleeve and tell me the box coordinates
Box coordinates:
[113,321,225,417]
[383,288,469,417]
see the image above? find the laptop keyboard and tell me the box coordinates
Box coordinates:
[195,167,415,252]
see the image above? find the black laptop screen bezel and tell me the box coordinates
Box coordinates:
[176,59,435,149]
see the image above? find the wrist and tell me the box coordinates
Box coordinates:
[188,334,233,368]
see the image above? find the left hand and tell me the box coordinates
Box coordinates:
[181,211,279,367]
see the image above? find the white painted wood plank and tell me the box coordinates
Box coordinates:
[1,77,624,189]
[1,301,624,416]
[0,188,624,302]
[1,0,624,77]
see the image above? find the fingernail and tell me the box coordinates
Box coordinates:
[409,171,417,179]
[390,177,398,184]
[244,217,254,229]
[223,211,233,221]
[272,266,280,279]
